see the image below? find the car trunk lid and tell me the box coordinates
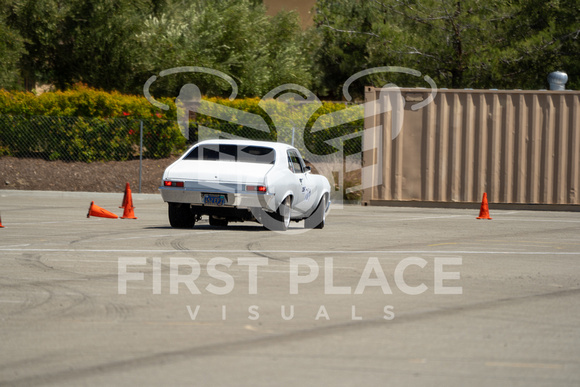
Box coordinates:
[166,160,273,185]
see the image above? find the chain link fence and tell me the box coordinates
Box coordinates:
[0,114,364,199]
[0,115,185,161]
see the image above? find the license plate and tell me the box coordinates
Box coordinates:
[203,194,226,206]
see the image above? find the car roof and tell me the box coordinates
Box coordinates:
[194,139,296,152]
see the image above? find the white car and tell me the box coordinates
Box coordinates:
[159,139,331,230]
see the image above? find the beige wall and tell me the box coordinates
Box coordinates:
[362,87,580,206]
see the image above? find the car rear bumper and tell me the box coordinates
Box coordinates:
[159,186,276,211]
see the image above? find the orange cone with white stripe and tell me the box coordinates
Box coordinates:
[476,193,492,220]
[87,201,118,219]
[0,212,4,228]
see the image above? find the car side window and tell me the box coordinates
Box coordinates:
[287,153,295,172]
[287,150,305,174]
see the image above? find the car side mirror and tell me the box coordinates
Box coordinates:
[304,166,312,173]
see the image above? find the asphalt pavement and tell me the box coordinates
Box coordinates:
[1,190,579,386]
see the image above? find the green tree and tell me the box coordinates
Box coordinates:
[313,0,579,96]
[312,0,378,98]
[497,0,580,90]
[51,0,153,92]
[0,13,26,89]
[137,0,314,98]
[1,0,68,90]
[266,10,315,90]
[1,0,315,97]
[2,0,155,92]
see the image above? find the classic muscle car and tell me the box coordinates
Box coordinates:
[159,139,331,231]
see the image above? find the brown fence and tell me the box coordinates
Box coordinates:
[361,87,580,208]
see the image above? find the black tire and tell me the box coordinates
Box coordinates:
[277,196,292,231]
[209,216,228,227]
[305,196,327,229]
[168,202,196,228]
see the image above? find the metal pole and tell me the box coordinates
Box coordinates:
[139,120,143,193]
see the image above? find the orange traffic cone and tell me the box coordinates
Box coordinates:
[120,182,130,209]
[0,212,4,228]
[87,201,119,219]
[120,183,137,219]
[476,193,492,220]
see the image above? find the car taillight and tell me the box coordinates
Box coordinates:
[164,180,184,187]
[246,185,267,192]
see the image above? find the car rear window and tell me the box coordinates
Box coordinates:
[184,144,275,164]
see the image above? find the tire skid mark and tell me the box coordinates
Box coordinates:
[16,253,95,282]
[154,236,172,249]
[69,229,147,246]
[104,302,133,321]
[0,282,51,317]
[155,235,193,252]
[8,286,579,387]
[0,280,93,319]
[5,253,118,319]
[0,351,72,373]
[170,236,190,251]
[246,241,288,262]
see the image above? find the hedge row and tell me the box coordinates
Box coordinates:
[0,83,175,119]
[0,84,363,161]
[0,115,187,161]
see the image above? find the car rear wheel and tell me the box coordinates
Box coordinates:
[260,196,292,231]
[277,196,292,230]
[168,202,196,228]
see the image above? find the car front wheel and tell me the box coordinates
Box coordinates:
[305,195,327,229]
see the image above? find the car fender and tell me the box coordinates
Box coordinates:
[263,168,291,210]
[305,175,331,217]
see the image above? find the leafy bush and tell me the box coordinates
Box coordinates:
[0,84,361,161]
[0,85,185,161]
[0,84,173,119]
[0,115,186,162]
[189,97,363,156]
